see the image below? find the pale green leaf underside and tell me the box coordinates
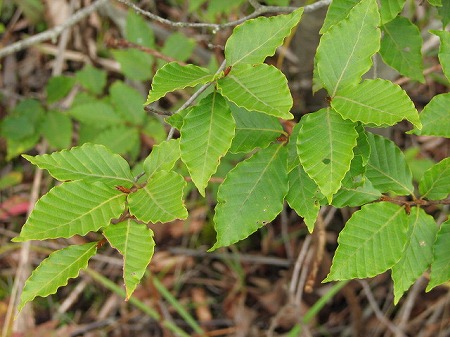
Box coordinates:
[366,133,414,195]
[103,220,155,299]
[225,7,303,65]
[22,143,134,186]
[297,108,358,202]
[128,170,187,223]
[419,157,450,200]
[181,92,235,196]
[316,0,380,96]
[18,242,97,312]
[332,79,421,129]
[325,202,408,281]
[211,144,288,250]
[380,16,424,82]
[217,64,293,119]
[13,181,125,241]
[379,0,406,24]
[412,93,450,137]
[143,139,181,178]
[145,62,215,104]
[426,219,450,291]
[286,164,321,232]
[320,0,359,34]
[392,207,437,304]
[431,30,450,81]
[230,104,283,153]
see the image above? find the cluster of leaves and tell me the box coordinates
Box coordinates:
[12,0,450,312]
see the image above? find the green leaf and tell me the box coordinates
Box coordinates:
[103,220,155,299]
[146,62,215,104]
[165,107,191,130]
[217,64,293,119]
[320,0,359,34]
[379,0,405,24]
[225,7,303,66]
[17,242,97,312]
[419,158,450,200]
[128,171,188,223]
[428,0,442,6]
[144,139,181,178]
[297,108,358,203]
[332,179,381,208]
[75,65,107,95]
[125,9,154,48]
[23,143,134,185]
[46,76,76,103]
[316,0,380,96]
[426,219,450,291]
[42,111,72,149]
[160,32,195,63]
[437,1,450,28]
[380,16,424,82]
[392,207,438,304]
[229,103,283,153]
[180,92,235,196]
[325,202,408,281]
[332,79,421,129]
[13,181,125,241]
[286,164,321,232]
[430,30,450,81]
[211,143,288,250]
[366,133,414,195]
[69,101,123,126]
[93,126,140,156]
[110,81,146,125]
[412,93,450,137]
[112,49,153,81]
[0,99,44,140]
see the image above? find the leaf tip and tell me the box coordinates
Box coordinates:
[11,236,26,243]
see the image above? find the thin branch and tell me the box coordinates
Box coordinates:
[0,0,109,59]
[115,0,331,31]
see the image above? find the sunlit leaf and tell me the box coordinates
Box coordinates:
[426,219,450,291]
[320,0,359,34]
[180,92,235,196]
[13,181,125,241]
[23,143,135,185]
[17,242,97,312]
[316,0,380,96]
[144,139,181,178]
[379,0,406,24]
[128,171,188,223]
[325,202,408,281]
[412,93,450,137]
[217,64,293,119]
[392,207,437,304]
[104,220,155,299]
[225,7,303,65]
[211,143,288,250]
[419,158,450,200]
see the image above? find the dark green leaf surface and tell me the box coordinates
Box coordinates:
[419,158,450,200]
[75,65,107,95]
[104,220,155,299]
[42,111,72,149]
[431,30,450,81]
[211,144,288,249]
[18,242,97,312]
[325,202,408,281]
[13,181,126,241]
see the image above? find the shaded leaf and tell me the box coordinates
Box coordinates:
[297,108,358,202]
[42,111,72,149]
[211,144,288,250]
[332,79,421,129]
[23,143,134,185]
[419,158,450,200]
[18,242,97,312]
[160,32,195,64]
[144,139,181,178]
[13,181,125,241]
[125,9,154,48]
[380,16,424,82]
[180,92,235,196]
[110,81,146,125]
[366,133,414,195]
[225,7,303,65]
[128,171,187,223]
[69,101,123,126]
[325,202,408,281]
[431,30,450,81]
[437,2,450,28]
[146,62,215,104]
[332,179,381,208]
[104,220,155,299]
[217,64,293,119]
[412,93,450,137]
[426,219,450,291]
[93,126,140,156]
[392,207,437,304]
[286,164,321,232]
[75,65,107,95]
[112,49,153,81]
[379,0,406,24]
[316,0,380,96]
[46,76,76,104]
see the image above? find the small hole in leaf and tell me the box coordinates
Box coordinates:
[322,158,330,165]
